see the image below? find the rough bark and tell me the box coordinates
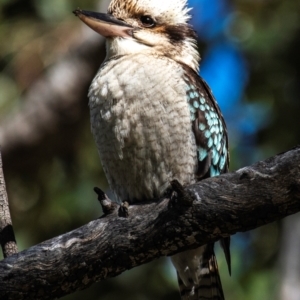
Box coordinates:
[0,151,18,258]
[0,146,300,300]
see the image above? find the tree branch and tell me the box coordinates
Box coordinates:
[0,151,18,258]
[0,146,300,299]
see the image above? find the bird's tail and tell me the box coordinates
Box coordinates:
[171,244,225,300]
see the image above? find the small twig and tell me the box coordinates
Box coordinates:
[0,151,18,258]
[93,187,129,218]
[94,187,118,215]
[118,201,129,218]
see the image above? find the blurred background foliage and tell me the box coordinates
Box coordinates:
[0,0,299,299]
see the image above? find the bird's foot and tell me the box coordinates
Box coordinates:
[169,180,194,207]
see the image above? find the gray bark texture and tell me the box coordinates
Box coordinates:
[0,146,300,300]
[0,151,18,258]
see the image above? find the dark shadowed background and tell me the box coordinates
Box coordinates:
[0,0,300,299]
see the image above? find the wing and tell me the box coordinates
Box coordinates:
[183,66,231,274]
[182,67,229,180]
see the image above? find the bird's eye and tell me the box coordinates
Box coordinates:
[140,15,155,28]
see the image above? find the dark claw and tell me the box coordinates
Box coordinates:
[169,180,194,207]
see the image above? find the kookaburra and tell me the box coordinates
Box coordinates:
[74,0,230,299]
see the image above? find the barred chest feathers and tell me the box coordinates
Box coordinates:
[88,53,198,202]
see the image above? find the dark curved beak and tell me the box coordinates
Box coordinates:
[73,9,133,38]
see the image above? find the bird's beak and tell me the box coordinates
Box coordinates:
[73,9,134,38]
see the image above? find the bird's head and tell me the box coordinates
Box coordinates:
[74,0,200,71]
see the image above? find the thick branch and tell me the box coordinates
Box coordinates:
[0,147,300,299]
[0,151,18,258]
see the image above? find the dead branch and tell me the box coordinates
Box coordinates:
[0,151,18,258]
[0,146,299,300]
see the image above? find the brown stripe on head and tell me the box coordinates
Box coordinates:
[160,24,197,44]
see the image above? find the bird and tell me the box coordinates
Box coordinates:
[74,0,230,299]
